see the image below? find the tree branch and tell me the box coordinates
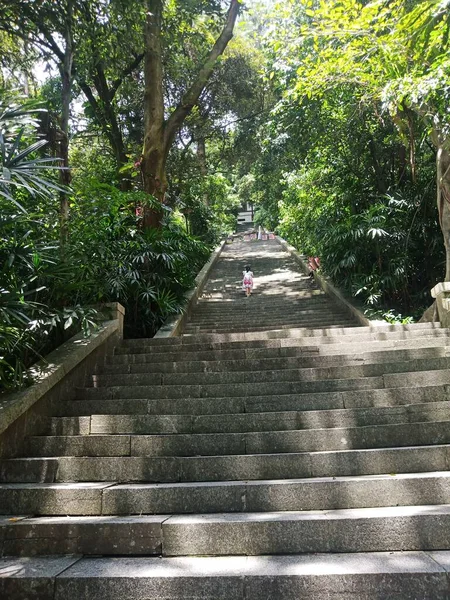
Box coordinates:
[163,0,241,156]
[110,53,144,100]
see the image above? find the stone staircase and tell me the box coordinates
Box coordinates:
[2,233,450,598]
[184,235,357,334]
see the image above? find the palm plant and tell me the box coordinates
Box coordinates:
[0,98,64,212]
[0,97,68,389]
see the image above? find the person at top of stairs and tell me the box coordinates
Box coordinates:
[242,264,254,297]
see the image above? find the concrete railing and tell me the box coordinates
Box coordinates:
[431,282,450,327]
[275,237,371,326]
[154,239,227,337]
[0,303,125,458]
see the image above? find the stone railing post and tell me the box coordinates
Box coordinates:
[431,282,450,327]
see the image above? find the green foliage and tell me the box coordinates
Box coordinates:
[177,173,239,243]
[0,98,64,212]
[0,97,96,389]
[0,100,211,390]
[243,0,450,320]
[69,179,210,337]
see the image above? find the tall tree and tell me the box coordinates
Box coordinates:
[141,0,241,229]
[288,0,450,279]
[0,0,144,192]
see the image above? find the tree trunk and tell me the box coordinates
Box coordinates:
[77,78,131,191]
[197,137,207,177]
[142,0,166,229]
[196,136,210,205]
[398,144,407,184]
[59,2,74,246]
[368,136,387,195]
[436,143,450,280]
[142,0,240,229]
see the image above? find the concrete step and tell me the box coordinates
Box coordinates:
[191,304,333,317]
[179,323,441,340]
[101,346,448,374]
[2,505,450,557]
[2,444,449,483]
[76,375,386,400]
[187,310,353,325]
[119,323,444,350]
[183,321,359,334]
[24,420,450,457]
[194,294,329,307]
[197,290,327,301]
[0,483,112,515]
[161,504,450,556]
[0,514,166,557]
[90,357,450,389]
[45,401,450,436]
[3,551,450,599]
[79,367,450,400]
[61,384,450,417]
[184,320,356,332]
[193,304,333,313]
[110,333,450,363]
[2,471,449,515]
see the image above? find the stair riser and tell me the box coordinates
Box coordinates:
[2,475,450,515]
[2,512,450,557]
[184,321,358,334]
[2,445,448,483]
[180,325,443,341]
[60,385,450,417]
[188,307,350,318]
[108,338,449,364]
[186,313,352,326]
[91,357,450,386]
[0,517,164,557]
[76,376,385,400]
[99,349,448,376]
[129,323,439,344]
[189,308,349,317]
[24,421,450,457]
[46,403,450,435]
[162,513,450,556]
[101,476,450,515]
[3,554,448,600]
[117,326,446,353]
[0,485,110,516]
[194,297,329,309]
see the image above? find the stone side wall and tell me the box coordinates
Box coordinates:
[0,304,124,458]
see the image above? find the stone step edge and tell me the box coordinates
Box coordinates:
[2,551,450,599]
[3,472,450,516]
[3,505,450,558]
[115,329,450,355]
[85,356,450,390]
[2,469,450,492]
[109,337,450,362]
[183,324,361,334]
[26,417,450,444]
[46,399,450,433]
[3,443,450,485]
[101,346,450,373]
[71,382,450,408]
[122,322,444,346]
[94,355,450,381]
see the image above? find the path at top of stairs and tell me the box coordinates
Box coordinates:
[2,228,450,599]
[183,232,360,334]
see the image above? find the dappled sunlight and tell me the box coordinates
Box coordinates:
[0,561,25,577]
